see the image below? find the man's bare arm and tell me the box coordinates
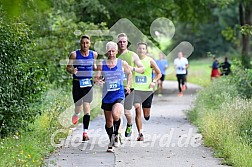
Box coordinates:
[66,52,77,74]
[132,52,145,73]
[150,58,162,83]
[93,51,98,71]
[122,60,132,94]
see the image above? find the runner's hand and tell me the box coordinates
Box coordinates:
[96,79,104,86]
[149,82,155,89]
[73,67,78,74]
[125,86,130,94]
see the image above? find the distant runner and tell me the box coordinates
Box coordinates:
[155,52,168,96]
[174,51,188,97]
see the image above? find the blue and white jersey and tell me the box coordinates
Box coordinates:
[73,50,94,79]
[102,59,125,103]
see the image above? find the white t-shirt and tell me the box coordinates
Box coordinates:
[174,57,188,74]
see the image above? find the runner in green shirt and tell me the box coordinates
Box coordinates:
[134,42,161,141]
[117,33,145,138]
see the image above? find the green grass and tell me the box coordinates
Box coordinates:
[188,76,252,166]
[166,58,212,87]
[0,85,102,166]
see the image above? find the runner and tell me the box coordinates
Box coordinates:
[134,42,161,141]
[116,33,144,138]
[182,53,189,89]
[95,41,132,152]
[173,51,188,97]
[155,52,168,96]
[66,35,98,141]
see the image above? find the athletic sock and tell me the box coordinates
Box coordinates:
[113,118,121,135]
[144,115,150,121]
[83,114,90,130]
[105,125,113,140]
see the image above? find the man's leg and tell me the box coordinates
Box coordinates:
[81,87,93,141]
[104,109,114,152]
[177,75,182,92]
[142,92,153,121]
[82,102,90,141]
[134,103,144,141]
[83,102,91,130]
[177,75,183,96]
[112,102,123,147]
[124,90,134,137]
[157,80,162,95]
[72,80,82,124]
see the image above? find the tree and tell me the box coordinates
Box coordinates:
[239,1,252,68]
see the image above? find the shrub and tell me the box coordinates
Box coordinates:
[230,68,252,99]
[188,65,252,166]
[0,18,46,136]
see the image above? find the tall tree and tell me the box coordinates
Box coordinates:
[239,1,252,68]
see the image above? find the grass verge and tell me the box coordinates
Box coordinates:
[187,76,252,166]
[0,85,102,166]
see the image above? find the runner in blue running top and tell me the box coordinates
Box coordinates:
[155,52,168,96]
[95,41,132,152]
[66,35,98,142]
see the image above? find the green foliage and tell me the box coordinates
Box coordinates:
[241,24,252,35]
[230,67,252,99]
[0,85,103,166]
[0,0,51,20]
[221,25,240,47]
[0,87,71,166]
[188,65,252,166]
[74,0,110,23]
[32,4,108,86]
[0,19,46,136]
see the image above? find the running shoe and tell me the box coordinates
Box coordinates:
[72,113,79,124]
[137,133,144,141]
[125,124,132,137]
[114,135,120,148]
[182,85,186,91]
[178,92,183,97]
[82,132,89,142]
[107,134,115,152]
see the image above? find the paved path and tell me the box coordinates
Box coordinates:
[44,81,227,167]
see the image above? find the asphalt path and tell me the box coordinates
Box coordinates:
[44,81,228,167]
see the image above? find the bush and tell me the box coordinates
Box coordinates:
[230,67,252,99]
[188,65,252,166]
[0,18,46,136]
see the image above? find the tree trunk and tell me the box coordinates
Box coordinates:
[239,1,252,68]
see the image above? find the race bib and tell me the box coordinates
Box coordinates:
[107,80,120,91]
[79,78,92,88]
[135,76,147,84]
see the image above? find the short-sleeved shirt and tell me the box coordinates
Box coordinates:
[156,59,168,75]
[174,57,188,75]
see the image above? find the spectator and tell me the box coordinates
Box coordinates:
[220,57,231,76]
[210,56,220,80]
